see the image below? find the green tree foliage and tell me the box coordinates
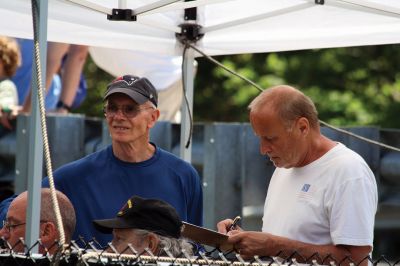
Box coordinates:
[74,56,113,117]
[77,45,400,128]
[195,44,400,128]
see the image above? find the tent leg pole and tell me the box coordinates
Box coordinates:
[180,47,194,162]
[25,0,48,254]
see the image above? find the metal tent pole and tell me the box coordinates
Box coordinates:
[25,0,48,253]
[180,48,194,162]
[177,2,201,163]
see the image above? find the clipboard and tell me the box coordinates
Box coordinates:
[181,222,233,251]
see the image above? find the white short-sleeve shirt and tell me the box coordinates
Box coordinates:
[262,143,377,246]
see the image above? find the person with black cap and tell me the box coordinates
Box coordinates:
[0,75,203,248]
[93,195,193,256]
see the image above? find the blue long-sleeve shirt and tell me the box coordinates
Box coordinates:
[0,144,203,247]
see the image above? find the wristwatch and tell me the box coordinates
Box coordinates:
[56,100,72,112]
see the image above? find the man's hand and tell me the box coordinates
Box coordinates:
[217,219,243,234]
[228,231,272,259]
[226,230,371,266]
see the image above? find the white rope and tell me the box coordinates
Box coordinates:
[31,0,65,249]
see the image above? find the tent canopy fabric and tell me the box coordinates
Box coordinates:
[1,0,400,57]
[1,0,400,85]
[89,47,183,90]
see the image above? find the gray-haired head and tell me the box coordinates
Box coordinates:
[248,85,319,130]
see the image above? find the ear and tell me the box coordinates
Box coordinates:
[40,222,58,246]
[148,109,160,129]
[296,117,309,136]
[147,233,160,254]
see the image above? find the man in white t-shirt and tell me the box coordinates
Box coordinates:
[217,85,377,266]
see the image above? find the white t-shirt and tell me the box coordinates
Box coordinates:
[262,143,377,246]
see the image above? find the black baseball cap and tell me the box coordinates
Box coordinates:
[93,196,182,238]
[103,75,158,107]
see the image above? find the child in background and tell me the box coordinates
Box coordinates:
[0,36,21,130]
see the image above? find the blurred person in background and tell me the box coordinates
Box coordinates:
[0,36,21,130]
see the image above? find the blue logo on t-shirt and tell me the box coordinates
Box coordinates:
[301,184,311,192]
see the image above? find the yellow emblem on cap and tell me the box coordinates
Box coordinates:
[117,199,133,216]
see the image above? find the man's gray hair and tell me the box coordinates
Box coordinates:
[133,229,193,257]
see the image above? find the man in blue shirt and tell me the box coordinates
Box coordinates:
[0,75,203,247]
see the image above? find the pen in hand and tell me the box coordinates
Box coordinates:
[228,216,241,232]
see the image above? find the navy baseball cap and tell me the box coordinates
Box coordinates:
[93,196,182,238]
[104,75,158,107]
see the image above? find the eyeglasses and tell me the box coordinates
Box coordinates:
[103,104,154,118]
[2,220,48,233]
[2,220,26,233]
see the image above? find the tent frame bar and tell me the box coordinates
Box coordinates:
[322,0,400,17]
[203,2,314,33]
[25,0,48,254]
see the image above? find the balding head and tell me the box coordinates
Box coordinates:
[1,188,76,254]
[248,85,319,130]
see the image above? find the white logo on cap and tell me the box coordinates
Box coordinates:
[120,76,137,86]
[149,93,153,99]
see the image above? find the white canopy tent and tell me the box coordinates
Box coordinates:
[1,0,400,252]
[2,0,400,55]
[2,0,400,159]
[2,0,400,153]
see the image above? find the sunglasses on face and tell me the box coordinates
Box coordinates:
[103,104,154,118]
